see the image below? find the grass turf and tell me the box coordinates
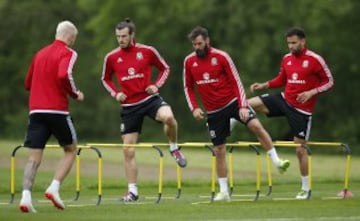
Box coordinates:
[0,140,359,220]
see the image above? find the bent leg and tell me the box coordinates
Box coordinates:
[248,96,270,114]
[156,105,178,143]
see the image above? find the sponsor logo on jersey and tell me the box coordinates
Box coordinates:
[288,72,305,84]
[121,67,144,81]
[196,72,219,85]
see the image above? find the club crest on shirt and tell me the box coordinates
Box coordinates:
[128,67,135,75]
[292,73,298,80]
[302,60,309,68]
[211,57,218,66]
[203,72,210,80]
[136,52,143,60]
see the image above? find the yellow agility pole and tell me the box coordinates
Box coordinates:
[209,146,216,202]
[151,145,164,204]
[341,144,352,198]
[228,148,234,196]
[10,145,23,203]
[265,154,273,196]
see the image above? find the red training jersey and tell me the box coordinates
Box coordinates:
[25,40,80,114]
[268,48,334,114]
[183,47,248,113]
[101,43,170,106]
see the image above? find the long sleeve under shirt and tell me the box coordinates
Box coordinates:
[25,40,79,114]
[183,47,248,113]
[268,48,334,114]
[101,43,170,106]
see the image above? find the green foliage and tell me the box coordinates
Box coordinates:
[1,0,359,153]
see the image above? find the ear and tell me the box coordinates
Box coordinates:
[301,38,306,46]
[205,37,210,45]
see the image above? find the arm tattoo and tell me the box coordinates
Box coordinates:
[23,159,39,190]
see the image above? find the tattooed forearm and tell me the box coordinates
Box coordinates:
[23,159,39,190]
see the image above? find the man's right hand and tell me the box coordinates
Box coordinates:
[115,92,127,102]
[192,108,205,120]
[76,90,84,101]
[250,82,268,93]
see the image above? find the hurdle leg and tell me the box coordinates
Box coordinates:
[74,148,81,201]
[265,154,273,196]
[228,147,234,196]
[205,145,216,202]
[303,144,312,199]
[341,144,351,199]
[249,145,261,201]
[152,145,163,204]
[10,145,23,204]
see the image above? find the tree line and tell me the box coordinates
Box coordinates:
[0,0,359,152]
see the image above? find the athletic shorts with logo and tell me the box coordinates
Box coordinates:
[120,95,169,134]
[259,93,312,140]
[207,101,256,146]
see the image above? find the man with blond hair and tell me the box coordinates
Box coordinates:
[19,20,84,213]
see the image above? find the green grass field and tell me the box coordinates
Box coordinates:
[0,140,359,220]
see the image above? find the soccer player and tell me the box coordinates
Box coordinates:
[19,21,84,213]
[101,18,187,202]
[183,26,289,201]
[248,27,334,199]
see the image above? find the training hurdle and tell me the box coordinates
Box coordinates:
[87,143,168,204]
[9,144,102,205]
[269,141,351,199]
[233,141,351,200]
[177,142,262,202]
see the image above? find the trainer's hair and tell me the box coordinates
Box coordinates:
[116,18,135,34]
[286,27,306,39]
[188,26,209,41]
[55,21,78,39]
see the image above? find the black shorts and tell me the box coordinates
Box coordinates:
[207,101,256,146]
[259,93,312,140]
[120,96,169,134]
[24,113,77,149]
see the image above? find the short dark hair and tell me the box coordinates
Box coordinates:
[116,18,135,34]
[188,26,209,41]
[286,27,306,39]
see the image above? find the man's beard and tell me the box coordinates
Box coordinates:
[195,45,209,58]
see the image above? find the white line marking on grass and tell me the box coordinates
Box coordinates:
[67,204,96,207]
[272,197,300,201]
[321,196,343,200]
[205,216,360,221]
[144,196,176,200]
[0,202,9,205]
